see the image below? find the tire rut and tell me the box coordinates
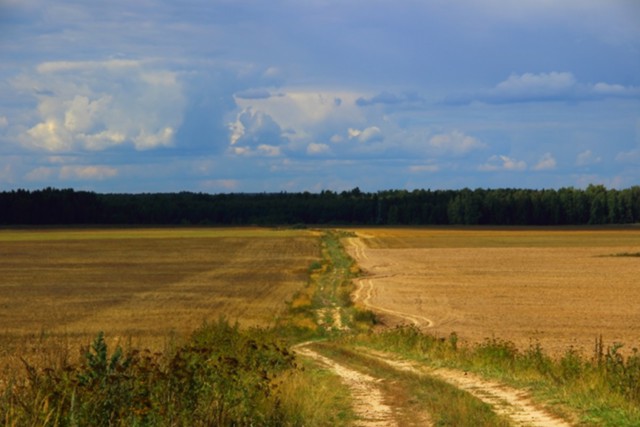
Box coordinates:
[294,343,401,427]
[358,348,572,427]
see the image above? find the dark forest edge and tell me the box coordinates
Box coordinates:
[1,184,639,226]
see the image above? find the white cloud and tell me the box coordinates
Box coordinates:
[228,108,288,155]
[307,142,330,155]
[533,152,557,170]
[17,60,185,152]
[479,155,527,171]
[59,165,118,180]
[348,126,383,144]
[592,82,640,98]
[234,89,366,145]
[496,72,576,94]
[0,116,8,128]
[257,144,281,156]
[330,134,344,143]
[576,149,601,166]
[615,148,640,164]
[428,130,485,155]
[452,72,640,105]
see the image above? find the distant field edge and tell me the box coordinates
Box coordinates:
[0,226,317,241]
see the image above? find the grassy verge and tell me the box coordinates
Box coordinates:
[340,326,640,426]
[280,230,375,337]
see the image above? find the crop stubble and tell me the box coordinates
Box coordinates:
[0,228,319,350]
[348,227,640,354]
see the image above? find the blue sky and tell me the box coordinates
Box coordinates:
[1,0,639,193]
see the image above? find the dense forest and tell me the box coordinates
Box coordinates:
[0,185,639,226]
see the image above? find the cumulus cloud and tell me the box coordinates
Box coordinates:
[448,72,640,104]
[17,60,185,152]
[427,130,485,155]
[592,82,640,98]
[615,148,640,164]
[348,126,383,143]
[479,155,527,171]
[533,152,557,171]
[576,149,601,166]
[307,142,330,155]
[497,72,575,94]
[228,108,288,156]
[356,91,425,108]
[233,89,366,148]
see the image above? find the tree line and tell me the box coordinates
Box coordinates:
[0,185,638,226]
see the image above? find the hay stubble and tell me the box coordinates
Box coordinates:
[348,227,640,354]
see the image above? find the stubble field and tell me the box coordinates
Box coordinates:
[0,228,320,373]
[346,227,640,355]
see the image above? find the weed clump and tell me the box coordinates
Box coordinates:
[2,319,302,426]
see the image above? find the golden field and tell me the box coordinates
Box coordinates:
[0,228,320,373]
[346,227,640,355]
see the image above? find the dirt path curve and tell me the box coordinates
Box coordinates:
[346,236,434,328]
[356,278,434,328]
[294,343,401,427]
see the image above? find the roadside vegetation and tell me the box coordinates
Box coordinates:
[337,325,640,426]
[1,228,639,425]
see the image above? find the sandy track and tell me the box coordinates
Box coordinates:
[294,344,400,427]
[357,348,571,427]
[348,236,435,329]
[355,278,434,328]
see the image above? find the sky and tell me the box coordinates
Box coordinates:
[0,0,639,193]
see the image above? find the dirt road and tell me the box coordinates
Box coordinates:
[312,238,570,427]
[294,343,402,427]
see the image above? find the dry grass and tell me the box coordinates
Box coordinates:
[0,228,320,374]
[346,227,640,355]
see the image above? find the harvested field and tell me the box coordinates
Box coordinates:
[346,227,640,355]
[0,228,319,369]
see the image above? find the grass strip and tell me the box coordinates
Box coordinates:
[310,341,510,427]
